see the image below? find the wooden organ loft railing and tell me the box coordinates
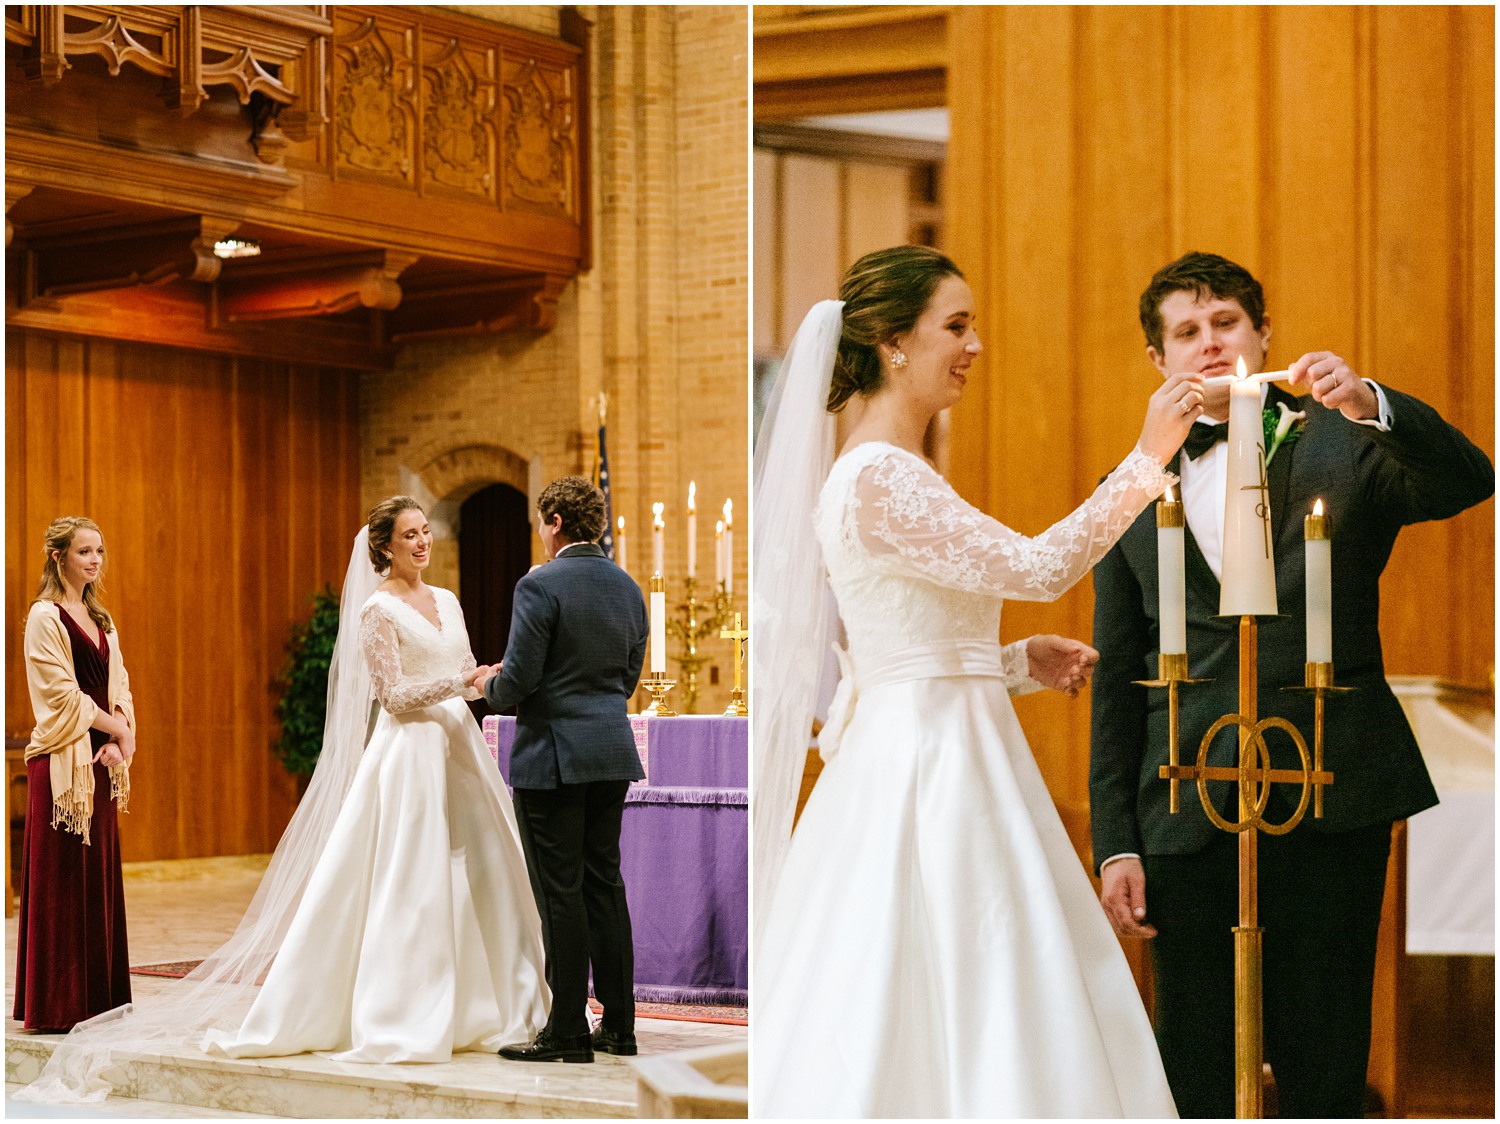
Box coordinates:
[4,4,591,370]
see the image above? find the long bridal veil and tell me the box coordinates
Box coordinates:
[750,299,843,942]
[15,529,383,1103]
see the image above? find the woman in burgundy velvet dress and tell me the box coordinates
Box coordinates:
[15,517,137,1032]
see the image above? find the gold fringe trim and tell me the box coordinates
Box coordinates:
[51,762,94,845]
[48,761,130,843]
[110,763,130,813]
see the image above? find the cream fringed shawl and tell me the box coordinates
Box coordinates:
[23,600,134,842]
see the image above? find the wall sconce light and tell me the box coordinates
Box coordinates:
[213,239,262,259]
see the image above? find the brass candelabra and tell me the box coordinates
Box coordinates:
[662,574,738,714]
[1139,621,1351,1118]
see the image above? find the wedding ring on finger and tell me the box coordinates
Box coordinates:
[1178,398,1192,414]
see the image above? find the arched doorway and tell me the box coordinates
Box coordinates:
[458,483,532,717]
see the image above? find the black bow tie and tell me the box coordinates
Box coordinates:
[1182,421,1229,461]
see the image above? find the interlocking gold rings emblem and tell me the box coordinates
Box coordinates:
[1195,714,1313,835]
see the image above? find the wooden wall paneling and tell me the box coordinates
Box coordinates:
[753,148,778,354]
[778,154,841,348]
[842,162,909,269]
[225,357,257,855]
[1372,6,1467,686]
[6,337,28,739]
[80,340,140,850]
[986,7,1087,806]
[6,331,359,861]
[1458,6,1496,688]
[944,5,1000,517]
[249,361,298,852]
[1269,6,1361,359]
[1177,7,1265,266]
[185,351,224,856]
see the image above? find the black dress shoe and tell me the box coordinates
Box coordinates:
[498,1030,594,1063]
[591,1025,638,1056]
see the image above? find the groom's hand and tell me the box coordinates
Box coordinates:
[1025,635,1099,698]
[1100,857,1157,938]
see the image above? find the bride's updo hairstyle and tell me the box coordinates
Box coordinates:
[829,245,963,413]
[367,495,424,573]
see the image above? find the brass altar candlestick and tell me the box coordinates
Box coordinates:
[641,674,678,717]
[643,573,677,716]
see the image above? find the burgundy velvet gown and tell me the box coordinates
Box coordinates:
[12,605,131,1031]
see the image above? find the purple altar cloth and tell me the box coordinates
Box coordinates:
[486,716,748,1004]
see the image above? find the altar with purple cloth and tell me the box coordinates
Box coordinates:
[484,715,747,1006]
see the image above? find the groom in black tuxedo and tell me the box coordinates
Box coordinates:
[1089,253,1493,1117]
[479,475,648,1063]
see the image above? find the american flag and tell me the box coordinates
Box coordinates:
[595,395,615,560]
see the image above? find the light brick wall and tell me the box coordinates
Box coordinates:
[360,6,748,713]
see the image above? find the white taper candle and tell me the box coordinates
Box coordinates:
[1157,484,1187,655]
[1305,500,1332,663]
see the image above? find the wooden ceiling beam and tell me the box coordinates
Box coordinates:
[387,272,570,343]
[21,214,241,298]
[753,4,948,120]
[211,249,422,324]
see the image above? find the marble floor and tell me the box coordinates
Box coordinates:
[6,856,746,1118]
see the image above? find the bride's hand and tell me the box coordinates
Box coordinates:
[463,665,494,687]
[1025,635,1099,698]
[1138,371,1205,463]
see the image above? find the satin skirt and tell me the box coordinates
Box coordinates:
[754,671,1178,1118]
[204,698,548,1062]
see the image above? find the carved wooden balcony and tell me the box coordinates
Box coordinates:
[4,5,591,369]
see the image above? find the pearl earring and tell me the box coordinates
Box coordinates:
[891,348,908,370]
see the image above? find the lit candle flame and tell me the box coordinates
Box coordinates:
[687,481,696,512]
[1313,498,1324,517]
[1235,356,1248,379]
[723,498,733,527]
[652,502,664,530]
[715,519,724,535]
[1164,482,1176,504]
[617,516,625,532]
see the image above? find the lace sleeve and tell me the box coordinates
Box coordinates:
[358,602,467,713]
[1000,638,1043,697]
[854,446,1175,602]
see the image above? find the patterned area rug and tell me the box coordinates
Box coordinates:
[130,962,748,1026]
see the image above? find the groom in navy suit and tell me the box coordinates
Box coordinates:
[479,475,649,1063]
[1089,253,1492,1117]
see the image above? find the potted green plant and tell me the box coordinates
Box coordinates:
[274,586,341,784]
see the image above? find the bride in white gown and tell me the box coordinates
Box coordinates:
[752,247,1202,1117]
[15,498,546,1104]
[204,497,547,1060]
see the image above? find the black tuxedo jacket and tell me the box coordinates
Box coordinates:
[484,543,648,789]
[1089,384,1493,868]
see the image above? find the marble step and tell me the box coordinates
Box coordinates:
[6,1030,643,1118]
[7,1080,262,1119]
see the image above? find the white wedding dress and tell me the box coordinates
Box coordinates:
[203,588,548,1062]
[754,442,1180,1118]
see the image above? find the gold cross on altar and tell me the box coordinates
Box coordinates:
[719,612,749,716]
[720,613,748,678]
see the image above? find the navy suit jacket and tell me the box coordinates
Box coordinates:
[1089,384,1494,869]
[484,542,648,789]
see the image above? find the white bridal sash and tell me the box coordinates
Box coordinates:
[819,639,1006,761]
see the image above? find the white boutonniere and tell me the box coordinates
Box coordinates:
[1264,402,1307,465]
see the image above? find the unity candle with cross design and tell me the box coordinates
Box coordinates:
[1220,357,1278,616]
